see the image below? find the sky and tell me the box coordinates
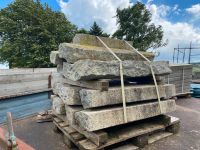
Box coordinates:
[1,0,200,68]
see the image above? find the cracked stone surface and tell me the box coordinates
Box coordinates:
[65,105,83,125]
[50,51,62,65]
[75,100,176,131]
[51,95,65,115]
[73,34,134,50]
[53,83,81,105]
[62,60,171,81]
[80,84,176,109]
[59,43,154,63]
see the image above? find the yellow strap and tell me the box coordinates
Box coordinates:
[124,41,163,114]
[96,36,127,123]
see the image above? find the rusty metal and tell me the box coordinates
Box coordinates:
[6,112,18,150]
[0,113,35,150]
[48,73,52,99]
[48,73,52,89]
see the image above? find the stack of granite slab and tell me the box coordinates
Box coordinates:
[50,34,176,133]
[164,64,192,96]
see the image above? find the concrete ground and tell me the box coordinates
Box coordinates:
[1,97,200,150]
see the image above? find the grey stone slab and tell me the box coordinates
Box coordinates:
[53,83,81,105]
[73,34,134,50]
[57,63,63,73]
[52,82,59,95]
[50,51,62,65]
[80,84,176,109]
[51,95,65,115]
[170,64,192,69]
[62,60,171,81]
[75,100,176,131]
[59,43,154,63]
[168,71,192,77]
[50,51,63,73]
[51,73,63,87]
[65,105,83,125]
[165,74,192,79]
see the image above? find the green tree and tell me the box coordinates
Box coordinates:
[89,22,110,37]
[113,2,166,51]
[77,28,89,34]
[0,0,77,68]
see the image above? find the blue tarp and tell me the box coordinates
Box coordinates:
[0,92,51,123]
[191,84,200,98]
[191,84,200,89]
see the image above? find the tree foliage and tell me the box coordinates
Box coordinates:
[77,28,89,34]
[0,0,77,68]
[113,2,167,51]
[89,22,110,37]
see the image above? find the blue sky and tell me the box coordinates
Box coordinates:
[1,0,200,22]
[0,0,61,10]
[1,0,200,68]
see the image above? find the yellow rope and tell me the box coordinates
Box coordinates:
[96,36,128,123]
[124,41,163,114]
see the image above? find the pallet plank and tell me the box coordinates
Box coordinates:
[64,126,77,134]
[54,121,87,149]
[148,131,172,144]
[69,122,108,146]
[54,112,108,146]
[62,78,109,91]
[59,122,68,127]
[71,132,85,141]
[53,117,62,123]
[53,115,180,150]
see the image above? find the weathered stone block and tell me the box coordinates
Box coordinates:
[52,82,59,95]
[75,100,176,131]
[51,73,63,88]
[62,60,171,81]
[57,63,63,73]
[73,34,134,50]
[65,105,83,125]
[50,51,63,73]
[50,51,62,65]
[80,84,176,108]
[59,43,154,63]
[53,83,81,105]
[51,95,65,115]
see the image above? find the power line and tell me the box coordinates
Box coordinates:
[173,42,200,64]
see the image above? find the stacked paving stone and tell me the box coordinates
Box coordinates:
[50,34,176,137]
[164,64,192,96]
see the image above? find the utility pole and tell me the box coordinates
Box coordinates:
[183,48,185,63]
[177,44,179,63]
[188,42,192,64]
[174,42,200,64]
[173,48,175,63]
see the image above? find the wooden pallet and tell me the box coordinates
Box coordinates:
[62,76,162,91]
[176,92,192,98]
[53,113,108,146]
[53,114,180,150]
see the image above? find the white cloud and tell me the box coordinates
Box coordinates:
[146,3,200,62]
[58,0,132,34]
[186,3,200,18]
[58,0,200,62]
[172,4,181,15]
[156,5,170,17]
